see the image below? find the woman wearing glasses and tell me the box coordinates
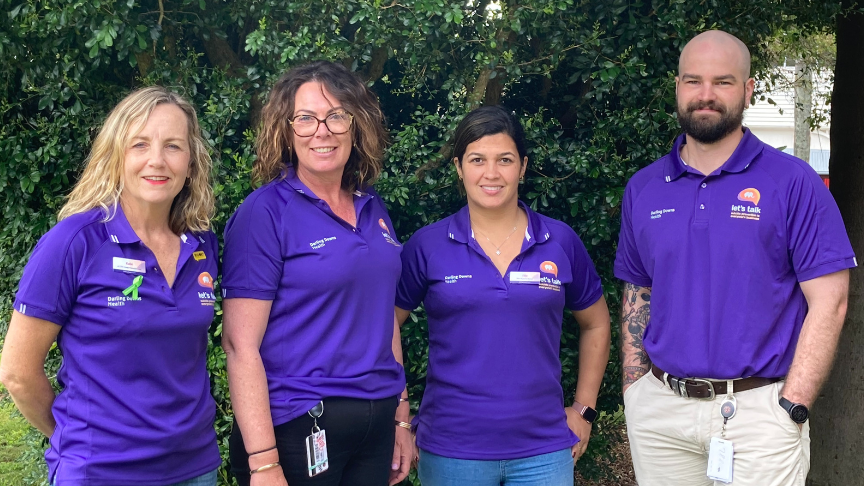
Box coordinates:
[222,61,411,486]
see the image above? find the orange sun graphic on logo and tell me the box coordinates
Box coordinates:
[378,218,390,233]
[737,188,761,206]
[198,272,214,289]
[540,261,558,278]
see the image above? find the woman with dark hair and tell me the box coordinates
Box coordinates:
[0,86,220,486]
[221,61,411,486]
[395,106,611,485]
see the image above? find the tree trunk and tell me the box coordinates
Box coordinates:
[794,60,812,162]
[807,8,864,486]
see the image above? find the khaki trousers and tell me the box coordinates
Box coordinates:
[624,371,810,486]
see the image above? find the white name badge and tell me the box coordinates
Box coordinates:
[113,257,146,274]
[707,437,734,483]
[510,271,541,284]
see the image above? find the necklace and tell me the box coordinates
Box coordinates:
[472,223,519,256]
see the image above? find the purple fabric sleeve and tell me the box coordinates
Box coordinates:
[561,225,604,311]
[787,170,857,282]
[14,222,86,326]
[614,183,653,287]
[395,229,430,311]
[221,193,285,300]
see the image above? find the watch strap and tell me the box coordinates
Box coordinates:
[572,400,598,424]
[779,396,809,423]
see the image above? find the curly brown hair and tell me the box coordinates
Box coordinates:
[254,61,389,190]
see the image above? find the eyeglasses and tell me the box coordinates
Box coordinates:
[289,112,354,137]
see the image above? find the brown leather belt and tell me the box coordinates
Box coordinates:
[651,364,781,400]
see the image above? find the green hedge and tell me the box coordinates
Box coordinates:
[0,0,842,483]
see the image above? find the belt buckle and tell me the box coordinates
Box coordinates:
[686,378,716,400]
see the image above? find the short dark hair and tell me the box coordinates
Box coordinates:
[452,106,527,165]
[254,61,388,189]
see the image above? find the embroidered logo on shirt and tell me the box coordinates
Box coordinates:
[198,290,216,306]
[310,237,337,249]
[198,272,214,288]
[193,251,206,261]
[731,188,761,221]
[444,275,472,284]
[650,208,676,220]
[539,261,561,291]
[378,218,401,247]
[737,188,761,205]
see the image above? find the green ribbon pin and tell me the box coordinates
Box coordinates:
[122,275,143,300]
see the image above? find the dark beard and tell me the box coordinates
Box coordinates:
[677,98,744,144]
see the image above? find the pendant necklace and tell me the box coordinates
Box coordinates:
[472,222,519,256]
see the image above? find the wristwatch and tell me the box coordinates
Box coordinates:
[571,400,598,424]
[778,396,809,424]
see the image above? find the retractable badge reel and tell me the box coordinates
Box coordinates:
[708,380,736,484]
[306,401,329,477]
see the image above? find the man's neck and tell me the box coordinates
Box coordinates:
[681,128,745,176]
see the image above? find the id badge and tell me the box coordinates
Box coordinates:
[509,271,540,284]
[305,429,329,477]
[707,437,734,483]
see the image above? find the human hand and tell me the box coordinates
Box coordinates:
[249,448,288,486]
[565,406,592,462]
[249,464,288,486]
[390,425,415,485]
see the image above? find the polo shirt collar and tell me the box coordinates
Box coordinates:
[282,167,371,200]
[664,128,763,182]
[104,204,140,244]
[447,201,552,246]
[103,204,200,248]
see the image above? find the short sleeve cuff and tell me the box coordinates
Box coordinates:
[567,287,604,312]
[221,288,277,300]
[395,296,420,312]
[613,268,653,288]
[12,300,65,327]
[796,256,858,282]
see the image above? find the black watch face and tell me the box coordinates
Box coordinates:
[583,407,599,423]
[789,404,809,423]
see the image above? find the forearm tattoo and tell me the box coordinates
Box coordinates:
[621,282,651,387]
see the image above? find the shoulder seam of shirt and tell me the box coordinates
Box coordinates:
[627,155,670,202]
[407,216,453,241]
[56,213,113,288]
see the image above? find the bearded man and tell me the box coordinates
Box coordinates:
[614,30,856,486]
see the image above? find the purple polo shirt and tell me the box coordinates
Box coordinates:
[221,170,405,426]
[13,205,220,486]
[614,129,856,379]
[396,204,603,460]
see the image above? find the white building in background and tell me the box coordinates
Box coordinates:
[743,66,832,177]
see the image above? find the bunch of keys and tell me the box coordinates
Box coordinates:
[305,401,329,477]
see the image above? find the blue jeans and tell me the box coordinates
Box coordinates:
[418,448,574,486]
[52,468,219,486]
[171,468,218,486]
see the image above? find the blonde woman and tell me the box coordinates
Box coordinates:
[0,87,221,486]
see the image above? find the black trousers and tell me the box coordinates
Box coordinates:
[230,396,398,486]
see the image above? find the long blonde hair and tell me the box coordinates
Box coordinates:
[59,86,214,234]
